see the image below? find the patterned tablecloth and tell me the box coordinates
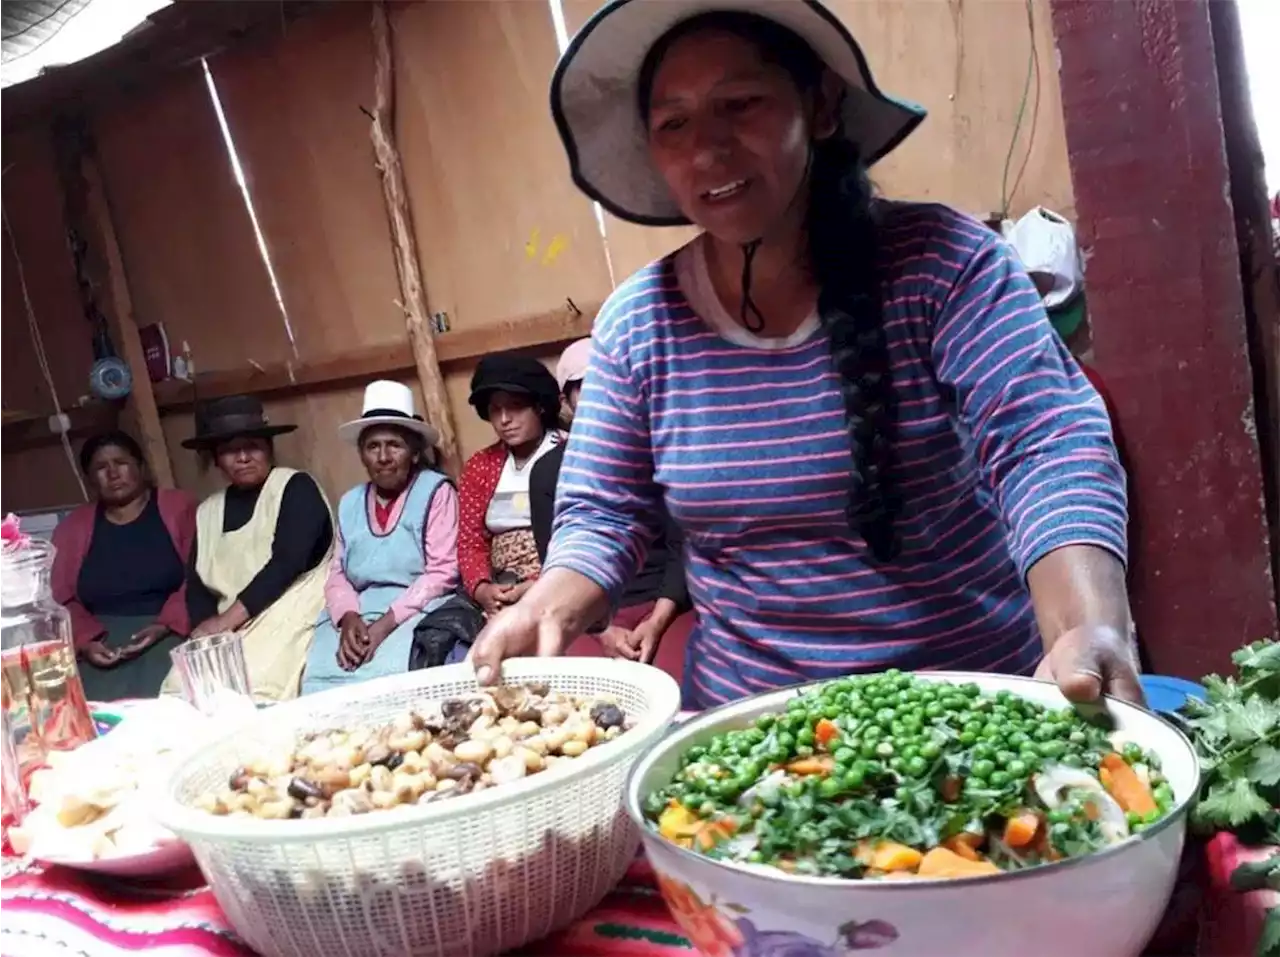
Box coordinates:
[0,698,697,957]
[0,852,695,957]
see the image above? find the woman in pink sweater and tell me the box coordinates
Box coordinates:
[51,432,196,701]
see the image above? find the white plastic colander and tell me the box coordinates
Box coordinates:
[157,659,682,957]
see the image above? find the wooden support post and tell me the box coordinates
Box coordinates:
[368,1,461,478]
[52,119,175,488]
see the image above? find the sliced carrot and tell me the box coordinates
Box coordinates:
[1002,811,1041,849]
[693,817,739,850]
[786,756,835,776]
[943,832,983,861]
[814,718,840,747]
[858,841,923,872]
[1100,753,1158,815]
[917,846,1002,879]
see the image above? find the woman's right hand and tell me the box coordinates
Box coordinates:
[469,601,571,685]
[81,641,120,669]
[337,613,369,672]
[473,583,505,616]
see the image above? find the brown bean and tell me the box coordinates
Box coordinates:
[314,767,351,795]
[287,777,324,801]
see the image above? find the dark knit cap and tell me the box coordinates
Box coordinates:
[468,353,561,423]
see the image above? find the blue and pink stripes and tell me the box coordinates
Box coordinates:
[547,203,1126,709]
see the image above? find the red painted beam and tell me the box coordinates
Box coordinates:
[1048,0,1276,678]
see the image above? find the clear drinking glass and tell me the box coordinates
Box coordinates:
[1,536,97,807]
[169,632,255,718]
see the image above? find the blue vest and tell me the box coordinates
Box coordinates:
[302,469,453,694]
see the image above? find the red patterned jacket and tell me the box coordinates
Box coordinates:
[457,437,564,598]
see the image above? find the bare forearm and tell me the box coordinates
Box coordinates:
[1025,544,1129,651]
[642,598,680,637]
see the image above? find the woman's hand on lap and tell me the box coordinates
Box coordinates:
[474,583,505,616]
[359,615,396,666]
[117,623,168,661]
[81,641,120,669]
[497,580,533,607]
[337,613,369,671]
[1035,623,1144,705]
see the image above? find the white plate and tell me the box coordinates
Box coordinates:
[36,839,195,878]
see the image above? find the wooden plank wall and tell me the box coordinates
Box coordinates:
[1,129,99,510]
[1,0,1074,512]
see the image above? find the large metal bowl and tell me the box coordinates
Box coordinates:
[625,671,1199,957]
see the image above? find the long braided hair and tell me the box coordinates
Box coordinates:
[638,13,900,561]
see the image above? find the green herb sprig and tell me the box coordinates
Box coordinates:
[1180,639,1280,957]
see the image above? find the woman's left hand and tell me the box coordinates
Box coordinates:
[190,602,249,640]
[497,581,534,607]
[1034,624,1145,705]
[117,623,168,661]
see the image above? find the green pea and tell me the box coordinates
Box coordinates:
[1122,743,1144,765]
[958,731,977,746]
[1068,730,1088,745]
[906,755,929,777]
[919,741,941,760]
[989,770,1011,788]
[1047,808,1071,825]
[843,767,866,790]
[833,747,857,766]
[797,728,815,747]
[776,731,795,751]
[1060,753,1084,768]
[818,777,843,799]
[875,741,895,759]
[971,759,995,780]
[1006,759,1028,778]
[1037,740,1067,759]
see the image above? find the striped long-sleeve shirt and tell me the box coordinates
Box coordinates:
[546,202,1127,709]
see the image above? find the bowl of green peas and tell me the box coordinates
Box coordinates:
[626,671,1198,957]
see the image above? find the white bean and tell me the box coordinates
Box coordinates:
[453,739,493,765]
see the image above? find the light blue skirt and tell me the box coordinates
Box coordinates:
[300,613,419,695]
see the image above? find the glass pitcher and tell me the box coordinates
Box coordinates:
[1,533,97,811]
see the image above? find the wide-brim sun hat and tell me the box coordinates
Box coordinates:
[182,395,296,450]
[338,380,440,447]
[550,0,927,227]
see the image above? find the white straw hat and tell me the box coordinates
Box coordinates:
[338,381,440,447]
[550,0,927,227]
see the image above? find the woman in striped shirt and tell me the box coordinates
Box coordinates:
[472,0,1140,710]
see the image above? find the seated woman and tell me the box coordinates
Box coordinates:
[51,431,196,701]
[450,354,564,662]
[531,340,693,680]
[167,395,333,701]
[301,382,458,694]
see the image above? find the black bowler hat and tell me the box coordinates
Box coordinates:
[181,395,296,450]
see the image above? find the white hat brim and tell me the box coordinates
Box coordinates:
[338,416,440,448]
[550,0,927,226]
